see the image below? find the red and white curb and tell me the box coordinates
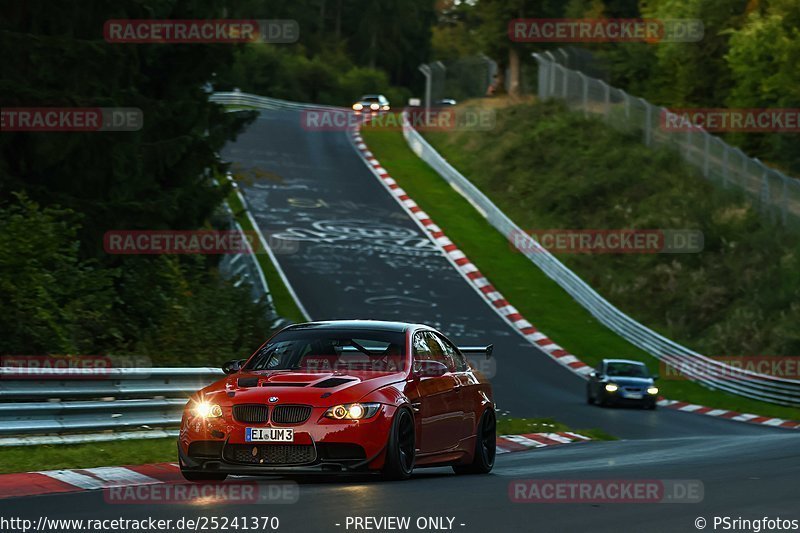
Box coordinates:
[0,463,183,500]
[496,432,592,454]
[0,435,586,500]
[349,129,800,432]
[657,399,800,429]
[350,130,592,380]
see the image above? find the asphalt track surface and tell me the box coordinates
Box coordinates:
[2,108,797,532]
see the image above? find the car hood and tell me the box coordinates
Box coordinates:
[606,376,654,387]
[200,370,406,407]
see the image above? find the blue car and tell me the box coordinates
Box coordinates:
[587,359,659,409]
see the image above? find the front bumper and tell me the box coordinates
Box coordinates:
[179,404,396,473]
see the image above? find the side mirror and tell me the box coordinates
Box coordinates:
[589,371,597,378]
[222,359,246,375]
[414,360,449,378]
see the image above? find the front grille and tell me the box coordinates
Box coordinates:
[233,404,269,423]
[272,405,312,424]
[224,444,316,465]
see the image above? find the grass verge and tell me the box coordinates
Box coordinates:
[360,123,800,421]
[0,438,176,475]
[497,417,616,441]
[228,190,306,323]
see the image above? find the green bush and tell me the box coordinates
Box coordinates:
[0,194,273,365]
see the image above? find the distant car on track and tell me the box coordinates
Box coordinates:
[434,98,457,106]
[179,320,495,481]
[352,94,390,112]
[586,359,659,409]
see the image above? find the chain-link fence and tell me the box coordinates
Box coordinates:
[533,50,800,229]
[422,55,498,103]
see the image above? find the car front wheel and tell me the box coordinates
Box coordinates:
[382,407,415,480]
[453,408,496,475]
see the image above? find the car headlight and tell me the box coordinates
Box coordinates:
[193,401,223,418]
[604,383,619,392]
[647,387,659,395]
[324,403,381,420]
[381,105,390,110]
[370,103,380,110]
[353,103,363,111]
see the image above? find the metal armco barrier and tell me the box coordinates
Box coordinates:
[401,113,800,407]
[0,367,222,445]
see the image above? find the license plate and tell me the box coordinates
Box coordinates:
[246,428,294,442]
[625,393,643,399]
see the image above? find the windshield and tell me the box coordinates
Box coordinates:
[246,329,406,373]
[606,362,650,378]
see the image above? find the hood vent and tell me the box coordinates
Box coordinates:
[314,377,356,388]
[260,382,307,387]
[237,377,259,388]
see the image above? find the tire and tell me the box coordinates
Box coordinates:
[453,408,496,475]
[586,386,595,405]
[382,408,415,480]
[181,470,228,482]
[645,401,657,410]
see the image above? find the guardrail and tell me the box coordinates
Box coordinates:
[401,114,800,407]
[0,367,223,445]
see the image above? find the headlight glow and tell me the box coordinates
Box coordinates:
[193,401,223,418]
[325,403,381,420]
[605,383,619,392]
[370,103,380,110]
[647,386,659,395]
[381,105,390,110]
[353,103,363,111]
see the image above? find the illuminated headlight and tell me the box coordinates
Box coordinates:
[193,401,223,418]
[381,105,390,110]
[353,103,363,111]
[324,403,381,420]
[647,387,659,395]
[604,383,619,392]
[370,103,380,110]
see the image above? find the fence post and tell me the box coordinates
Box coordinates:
[782,177,788,226]
[703,133,710,178]
[641,99,652,146]
[546,52,557,98]
[721,143,730,188]
[760,168,770,214]
[580,72,588,117]
[623,91,630,120]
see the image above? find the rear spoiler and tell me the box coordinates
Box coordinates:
[458,344,494,360]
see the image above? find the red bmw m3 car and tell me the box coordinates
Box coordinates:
[178,320,496,480]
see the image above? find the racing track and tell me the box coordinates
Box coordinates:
[1,107,797,531]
